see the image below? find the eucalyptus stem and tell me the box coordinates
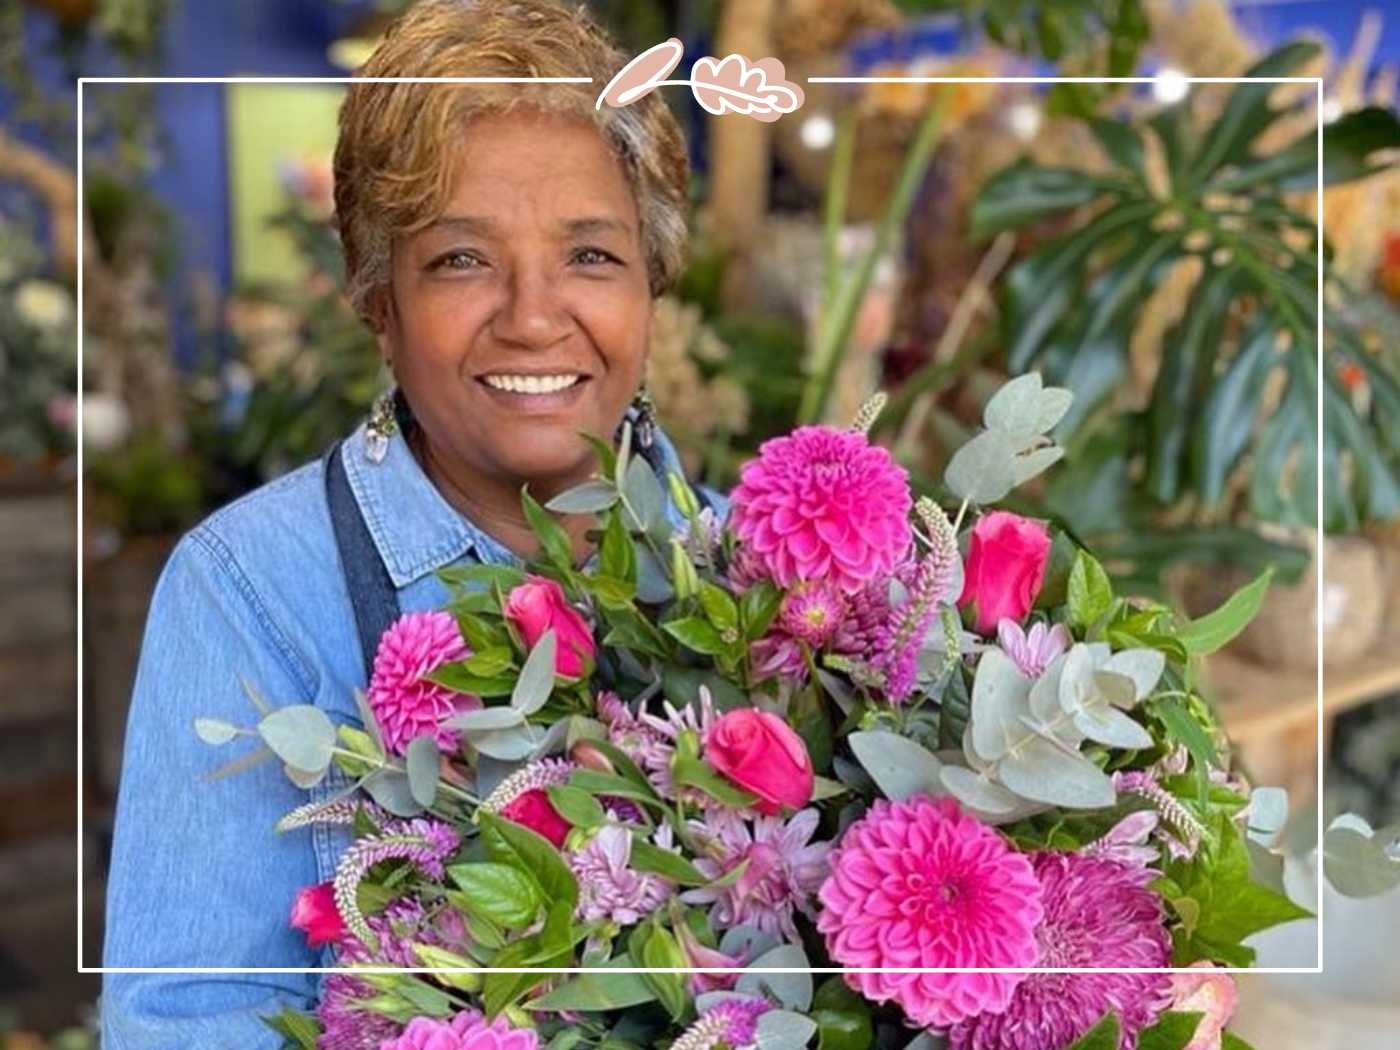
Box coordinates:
[952,496,971,534]
[821,109,858,324]
[799,90,951,424]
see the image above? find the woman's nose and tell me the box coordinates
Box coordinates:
[489,267,570,349]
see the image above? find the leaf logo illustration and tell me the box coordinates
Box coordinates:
[596,41,804,123]
[690,54,803,122]
[596,38,685,109]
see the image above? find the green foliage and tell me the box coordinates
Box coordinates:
[974,43,1400,532]
[1157,811,1312,965]
[1137,1012,1205,1050]
[1065,1014,1121,1050]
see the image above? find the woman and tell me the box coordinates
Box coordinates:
[101,1,716,1045]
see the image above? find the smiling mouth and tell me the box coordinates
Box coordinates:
[478,373,588,395]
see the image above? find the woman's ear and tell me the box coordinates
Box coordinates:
[369,285,397,369]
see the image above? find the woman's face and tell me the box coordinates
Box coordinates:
[378,110,652,493]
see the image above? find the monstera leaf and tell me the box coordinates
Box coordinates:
[972,41,1400,533]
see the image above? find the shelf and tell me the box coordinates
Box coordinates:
[1210,626,1400,742]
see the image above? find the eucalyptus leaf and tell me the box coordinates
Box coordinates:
[736,944,812,1010]
[545,480,619,514]
[939,765,1023,815]
[1010,445,1065,487]
[512,630,557,713]
[754,1010,818,1050]
[970,649,1033,761]
[441,707,527,733]
[194,717,239,746]
[1073,702,1154,750]
[257,705,335,774]
[284,763,327,789]
[363,768,425,817]
[1246,786,1289,847]
[1100,648,1165,702]
[472,724,547,761]
[622,457,666,532]
[1322,823,1400,898]
[405,735,440,808]
[719,925,780,962]
[944,429,1018,505]
[999,736,1115,809]
[848,730,944,801]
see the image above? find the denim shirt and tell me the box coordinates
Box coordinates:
[101,419,724,1049]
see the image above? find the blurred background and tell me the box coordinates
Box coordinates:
[2,0,1399,1045]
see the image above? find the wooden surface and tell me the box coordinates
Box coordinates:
[1211,625,1400,740]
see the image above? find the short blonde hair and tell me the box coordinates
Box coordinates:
[333,0,690,325]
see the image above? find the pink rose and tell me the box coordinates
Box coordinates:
[289,882,345,948]
[705,709,814,815]
[1170,962,1238,1049]
[959,511,1052,634]
[504,576,595,678]
[500,788,571,848]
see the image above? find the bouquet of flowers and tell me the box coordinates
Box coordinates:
[198,374,1398,1050]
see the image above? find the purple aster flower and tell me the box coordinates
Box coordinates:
[947,853,1173,1050]
[998,619,1072,679]
[683,808,829,940]
[568,824,674,925]
[1083,810,1163,869]
[670,996,772,1050]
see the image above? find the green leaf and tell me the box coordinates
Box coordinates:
[405,735,440,808]
[573,739,659,798]
[478,809,578,912]
[463,646,515,678]
[1221,1034,1257,1050]
[630,840,707,885]
[1152,696,1220,802]
[671,754,760,807]
[1176,569,1272,655]
[546,479,618,514]
[1067,549,1113,633]
[568,768,661,808]
[661,666,750,712]
[698,580,740,633]
[512,629,557,713]
[1066,1013,1120,1050]
[362,768,424,817]
[1088,118,1144,177]
[426,663,517,698]
[442,707,526,733]
[811,978,873,1050]
[1165,812,1312,962]
[526,956,656,1011]
[546,785,605,829]
[740,581,784,640]
[971,161,1117,238]
[663,616,728,656]
[448,861,543,928]
[600,509,637,585]
[622,457,666,533]
[638,926,689,1019]
[1322,822,1400,898]
[257,705,335,774]
[262,1008,321,1050]
[945,429,1018,504]
[580,431,618,480]
[438,564,527,591]
[1137,1012,1204,1050]
[521,487,576,572]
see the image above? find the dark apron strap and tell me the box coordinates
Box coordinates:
[324,440,402,682]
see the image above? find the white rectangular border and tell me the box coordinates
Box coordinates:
[76,72,1321,980]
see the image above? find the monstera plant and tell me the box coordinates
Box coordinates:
[970,42,1400,582]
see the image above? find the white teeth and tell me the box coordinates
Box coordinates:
[482,374,581,394]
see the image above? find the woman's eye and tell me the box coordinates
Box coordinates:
[430,251,483,272]
[573,247,619,266]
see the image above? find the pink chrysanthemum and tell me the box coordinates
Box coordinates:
[670,996,772,1050]
[569,824,674,925]
[817,796,1043,1029]
[778,581,848,646]
[368,611,476,755]
[731,426,912,594]
[947,853,1173,1050]
[998,620,1072,679]
[685,808,830,940]
[379,1009,539,1050]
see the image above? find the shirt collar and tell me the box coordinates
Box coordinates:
[339,409,699,589]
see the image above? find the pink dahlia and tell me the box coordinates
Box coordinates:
[379,1009,538,1050]
[730,425,912,594]
[368,611,476,755]
[817,796,1043,1029]
[947,853,1172,1050]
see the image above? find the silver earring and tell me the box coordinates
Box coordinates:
[365,388,399,464]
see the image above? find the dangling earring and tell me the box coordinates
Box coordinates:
[630,386,657,452]
[365,387,399,464]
